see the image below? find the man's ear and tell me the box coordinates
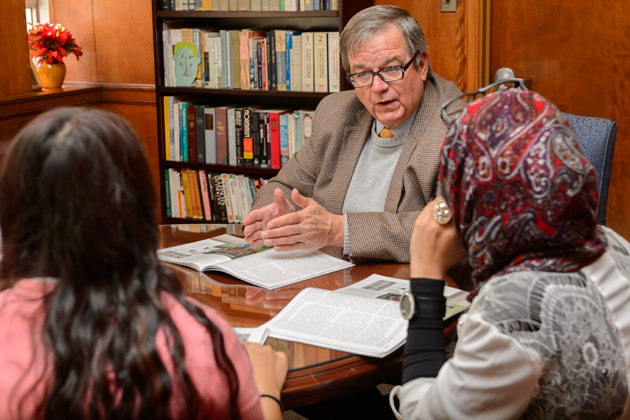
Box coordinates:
[419,51,429,81]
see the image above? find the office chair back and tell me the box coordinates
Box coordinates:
[563,113,617,225]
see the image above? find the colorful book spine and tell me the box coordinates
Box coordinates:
[195,104,206,163]
[280,113,290,166]
[198,169,213,220]
[221,173,235,223]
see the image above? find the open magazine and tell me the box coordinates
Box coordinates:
[262,274,470,358]
[157,234,354,290]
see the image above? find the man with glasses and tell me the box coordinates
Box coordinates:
[244,5,470,283]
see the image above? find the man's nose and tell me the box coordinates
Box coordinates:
[371,74,389,92]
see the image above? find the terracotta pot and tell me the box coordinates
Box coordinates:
[37,62,66,89]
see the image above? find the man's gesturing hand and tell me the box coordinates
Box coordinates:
[243,188,296,248]
[258,188,345,251]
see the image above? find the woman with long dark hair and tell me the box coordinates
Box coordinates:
[0,107,287,419]
[391,89,630,418]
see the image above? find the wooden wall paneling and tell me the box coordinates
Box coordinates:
[1,0,33,97]
[49,0,98,82]
[100,85,160,208]
[490,2,630,240]
[376,0,483,93]
[91,0,156,84]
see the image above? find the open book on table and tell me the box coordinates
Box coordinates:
[261,274,470,358]
[157,234,354,290]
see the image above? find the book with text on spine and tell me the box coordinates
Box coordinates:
[262,274,470,357]
[157,235,354,290]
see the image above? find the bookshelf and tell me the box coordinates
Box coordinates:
[151,1,373,224]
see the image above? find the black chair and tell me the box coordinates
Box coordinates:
[563,113,617,225]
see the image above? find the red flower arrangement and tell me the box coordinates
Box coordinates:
[28,23,83,65]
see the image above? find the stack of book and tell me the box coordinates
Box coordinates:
[163,98,315,169]
[163,28,340,93]
[164,169,269,223]
[161,0,339,12]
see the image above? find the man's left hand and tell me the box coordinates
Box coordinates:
[260,188,345,251]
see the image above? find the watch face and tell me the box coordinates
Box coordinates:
[400,291,415,320]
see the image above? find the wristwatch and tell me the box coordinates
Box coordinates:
[400,290,416,320]
[399,285,447,321]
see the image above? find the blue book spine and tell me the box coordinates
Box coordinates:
[181,103,189,162]
[280,113,289,166]
[285,32,292,91]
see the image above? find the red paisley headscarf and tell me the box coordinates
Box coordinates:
[440,89,607,286]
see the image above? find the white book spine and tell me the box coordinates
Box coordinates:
[314,32,328,92]
[301,32,314,92]
[327,32,340,92]
[290,34,302,91]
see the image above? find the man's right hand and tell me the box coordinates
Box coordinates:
[243,188,295,248]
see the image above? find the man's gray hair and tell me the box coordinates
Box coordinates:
[340,5,431,79]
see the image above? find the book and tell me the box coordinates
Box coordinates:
[198,169,213,221]
[228,0,238,10]
[266,31,277,90]
[227,107,237,166]
[327,32,340,92]
[206,32,222,89]
[215,105,232,165]
[168,168,180,218]
[195,104,207,163]
[189,169,203,219]
[164,169,172,217]
[242,106,258,166]
[234,107,244,166]
[266,109,292,169]
[238,0,249,10]
[227,173,244,222]
[163,96,172,160]
[220,173,235,223]
[258,110,269,168]
[210,173,229,222]
[251,110,261,166]
[314,32,328,92]
[187,103,198,163]
[262,274,470,357]
[229,30,241,89]
[157,235,354,290]
[289,33,302,91]
[219,30,229,88]
[274,30,287,91]
[279,113,290,166]
[301,32,314,91]
[181,169,194,218]
[203,106,217,164]
[251,0,262,11]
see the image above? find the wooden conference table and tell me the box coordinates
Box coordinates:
[159,223,460,409]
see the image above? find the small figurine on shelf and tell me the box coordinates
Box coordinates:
[27,23,83,89]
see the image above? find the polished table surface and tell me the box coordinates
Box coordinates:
[159,223,460,409]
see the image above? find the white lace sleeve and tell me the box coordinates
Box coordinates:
[390,308,542,419]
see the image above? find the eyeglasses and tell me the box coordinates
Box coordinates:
[347,51,420,88]
[440,78,529,124]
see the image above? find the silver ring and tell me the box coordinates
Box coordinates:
[432,199,452,225]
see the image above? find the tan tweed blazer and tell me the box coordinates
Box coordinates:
[251,73,465,265]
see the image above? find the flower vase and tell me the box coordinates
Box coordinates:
[37,62,66,89]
